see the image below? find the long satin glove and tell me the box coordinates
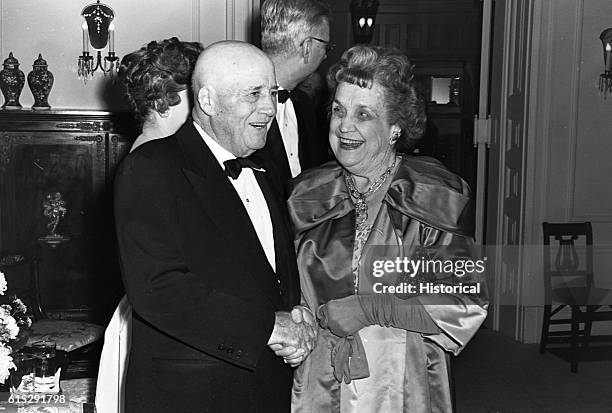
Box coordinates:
[317,296,369,337]
[318,294,441,338]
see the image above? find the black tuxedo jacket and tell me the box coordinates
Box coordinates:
[114,121,300,413]
[254,88,329,197]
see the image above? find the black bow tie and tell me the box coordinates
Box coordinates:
[223,157,263,179]
[277,89,293,104]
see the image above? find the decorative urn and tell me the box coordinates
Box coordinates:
[0,52,25,110]
[27,54,54,110]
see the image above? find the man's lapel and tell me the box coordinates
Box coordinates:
[254,171,300,308]
[176,121,284,308]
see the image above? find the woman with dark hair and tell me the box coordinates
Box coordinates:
[119,36,203,151]
[289,45,488,412]
[95,37,202,413]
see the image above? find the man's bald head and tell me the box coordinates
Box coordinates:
[191,41,278,158]
[192,41,274,93]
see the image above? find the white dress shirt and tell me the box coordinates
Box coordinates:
[276,90,302,178]
[194,122,276,271]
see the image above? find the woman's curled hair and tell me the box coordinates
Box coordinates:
[327,45,427,151]
[118,37,203,124]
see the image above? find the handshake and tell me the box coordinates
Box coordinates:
[267,306,318,367]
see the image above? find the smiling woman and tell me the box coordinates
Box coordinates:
[327,45,426,181]
[288,45,488,413]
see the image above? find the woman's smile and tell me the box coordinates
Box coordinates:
[337,135,364,150]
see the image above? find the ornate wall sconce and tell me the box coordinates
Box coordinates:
[349,0,379,44]
[598,28,612,98]
[78,1,118,83]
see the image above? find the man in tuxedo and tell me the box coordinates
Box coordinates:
[256,0,332,193]
[114,41,316,413]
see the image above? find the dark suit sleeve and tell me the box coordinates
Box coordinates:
[293,89,331,169]
[114,152,275,370]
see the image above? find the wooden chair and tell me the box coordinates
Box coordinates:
[540,222,612,372]
[0,248,104,378]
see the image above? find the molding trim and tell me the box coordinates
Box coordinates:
[0,0,3,57]
[226,0,236,40]
[571,213,612,222]
[537,0,554,237]
[523,0,550,247]
[594,245,612,254]
[191,0,246,44]
[192,0,259,45]
[226,0,259,42]
[566,0,584,221]
[191,0,200,41]
[521,306,541,344]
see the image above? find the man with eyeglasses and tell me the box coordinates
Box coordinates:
[256,0,333,197]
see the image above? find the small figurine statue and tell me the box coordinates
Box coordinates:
[38,192,70,246]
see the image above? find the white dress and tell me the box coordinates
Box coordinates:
[95,295,132,413]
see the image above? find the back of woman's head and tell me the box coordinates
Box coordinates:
[119,37,203,125]
[327,45,426,152]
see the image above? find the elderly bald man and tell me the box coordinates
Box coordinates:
[114,41,316,413]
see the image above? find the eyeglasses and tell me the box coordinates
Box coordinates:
[302,36,335,54]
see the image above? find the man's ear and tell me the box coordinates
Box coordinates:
[301,39,311,65]
[197,86,216,116]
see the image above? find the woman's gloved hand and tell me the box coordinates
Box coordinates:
[331,334,370,383]
[317,295,368,337]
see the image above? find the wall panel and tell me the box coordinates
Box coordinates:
[521,0,612,342]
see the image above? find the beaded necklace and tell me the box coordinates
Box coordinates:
[343,155,397,228]
[345,155,398,294]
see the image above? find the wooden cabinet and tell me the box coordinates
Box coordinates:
[0,110,136,322]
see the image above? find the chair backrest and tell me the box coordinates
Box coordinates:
[542,222,593,303]
[0,248,45,320]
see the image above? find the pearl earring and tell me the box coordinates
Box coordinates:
[390,131,400,144]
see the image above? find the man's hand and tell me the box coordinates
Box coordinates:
[290,305,317,336]
[268,306,317,367]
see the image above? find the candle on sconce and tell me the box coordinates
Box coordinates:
[109,23,115,53]
[81,21,89,53]
[606,43,611,72]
